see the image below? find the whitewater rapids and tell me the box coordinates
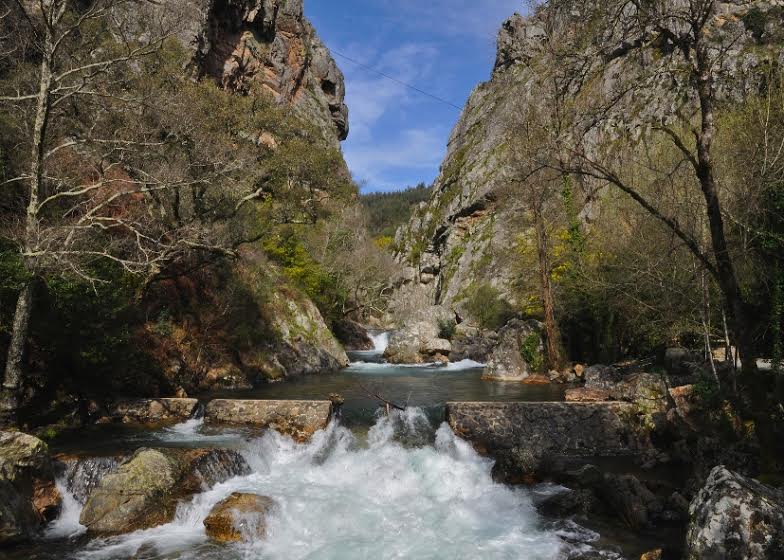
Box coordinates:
[46,409,611,560]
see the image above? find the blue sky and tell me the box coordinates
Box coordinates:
[308,0,524,193]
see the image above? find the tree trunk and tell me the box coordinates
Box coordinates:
[1,17,56,426]
[1,282,33,426]
[534,206,563,370]
[694,46,759,376]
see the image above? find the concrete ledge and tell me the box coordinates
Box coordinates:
[110,398,198,424]
[446,401,642,457]
[204,400,332,442]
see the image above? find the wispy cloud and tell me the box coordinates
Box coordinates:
[346,127,448,192]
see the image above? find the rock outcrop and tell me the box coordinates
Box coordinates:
[482,320,543,382]
[80,447,250,535]
[204,399,332,441]
[0,431,61,545]
[686,466,784,560]
[389,0,784,332]
[162,0,348,145]
[384,306,455,364]
[204,492,276,543]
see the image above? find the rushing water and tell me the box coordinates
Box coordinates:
[18,409,621,560]
[11,333,627,559]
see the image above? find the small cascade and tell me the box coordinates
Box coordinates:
[57,456,122,505]
[44,476,86,539]
[369,331,390,353]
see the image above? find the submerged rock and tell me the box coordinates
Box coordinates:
[80,447,249,535]
[565,388,611,402]
[204,492,276,543]
[0,431,61,544]
[204,399,331,442]
[685,466,784,560]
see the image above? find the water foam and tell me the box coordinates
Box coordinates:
[51,410,606,559]
[369,331,390,353]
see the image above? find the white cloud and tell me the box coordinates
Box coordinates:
[345,127,447,191]
[340,42,439,141]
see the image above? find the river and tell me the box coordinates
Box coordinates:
[8,334,630,560]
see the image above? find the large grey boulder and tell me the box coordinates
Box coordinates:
[686,466,784,560]
[482,320,543,382]
[0,431,61,544]
[384,306,455,364]
[80,447,249,536]
[446,401,647,458]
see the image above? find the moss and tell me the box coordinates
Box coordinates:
[520,332,544,373]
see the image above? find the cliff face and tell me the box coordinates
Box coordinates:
[391,0,784,325]
[172,0,348,145]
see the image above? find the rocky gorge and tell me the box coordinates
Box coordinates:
[1,0,783,558]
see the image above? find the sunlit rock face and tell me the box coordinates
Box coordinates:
[390,0,784,325]
[158,0,348,145]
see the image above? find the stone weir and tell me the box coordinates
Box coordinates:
[204,399,333,442]
[445,402,648,458]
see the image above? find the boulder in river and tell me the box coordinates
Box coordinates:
[204,399,332,442]
[204,492,277,543]
[80,447,250,535]
[482,320,544,382]
[0,431,61,545]
[685,465,784,560]
[384,305,455,364]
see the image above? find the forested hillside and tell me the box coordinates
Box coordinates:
[0,0,394,427]
[361,183,432,240]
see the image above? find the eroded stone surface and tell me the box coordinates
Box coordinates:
[80,447,249,535]
[686,466,784,560]
[204,399,331,441]
[446,402,645,457]
[0,431,61,544]
[108,398,199,424]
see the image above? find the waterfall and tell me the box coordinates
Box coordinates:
[369,331,390,353]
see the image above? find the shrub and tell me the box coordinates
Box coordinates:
[438,318,457,340]
[464,283,515,331]
[521,332,545,373]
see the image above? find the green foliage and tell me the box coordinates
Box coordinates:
[438,318,457,341]
[361,183,432,239]
[464,283,515,331]
[263,230,347,325]
[521,332,544,373]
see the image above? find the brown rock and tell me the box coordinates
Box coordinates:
[522,374,551,385]
[574,364,585,377]
[640,550,662,560]
[565,388,612,402]
[109,398,198,424]
[32,480,61,522]
[204,493,276,543]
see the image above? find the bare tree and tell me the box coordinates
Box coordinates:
[0,0,305,424]
[545,0,763,375]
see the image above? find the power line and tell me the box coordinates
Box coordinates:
[331,50,463,111]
